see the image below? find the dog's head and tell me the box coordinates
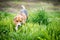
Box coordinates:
[14,15,23,27]
[14,13,27,28]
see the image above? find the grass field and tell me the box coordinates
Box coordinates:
[0,1,60,40]
[0,8,60,40]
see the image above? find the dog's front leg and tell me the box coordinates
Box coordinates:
[15,25,18,31]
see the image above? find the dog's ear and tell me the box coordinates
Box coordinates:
[14,17,17,21]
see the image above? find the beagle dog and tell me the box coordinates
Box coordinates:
[14,5,28,31]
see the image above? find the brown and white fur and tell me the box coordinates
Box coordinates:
[14,5,28,31]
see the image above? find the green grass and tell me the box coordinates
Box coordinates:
[0,9,60,40]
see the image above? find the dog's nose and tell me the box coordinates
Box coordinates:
[18,25,20,27]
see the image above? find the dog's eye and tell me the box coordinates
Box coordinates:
[16,20,18,22]
[20,21,22,22]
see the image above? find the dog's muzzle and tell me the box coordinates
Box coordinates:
[17,22,21,27]
[15,22,21,31]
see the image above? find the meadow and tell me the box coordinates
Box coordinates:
[0,9,60,40]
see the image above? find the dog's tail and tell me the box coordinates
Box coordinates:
[21,5,26,9]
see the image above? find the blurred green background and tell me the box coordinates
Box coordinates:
[0,0,60,40]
